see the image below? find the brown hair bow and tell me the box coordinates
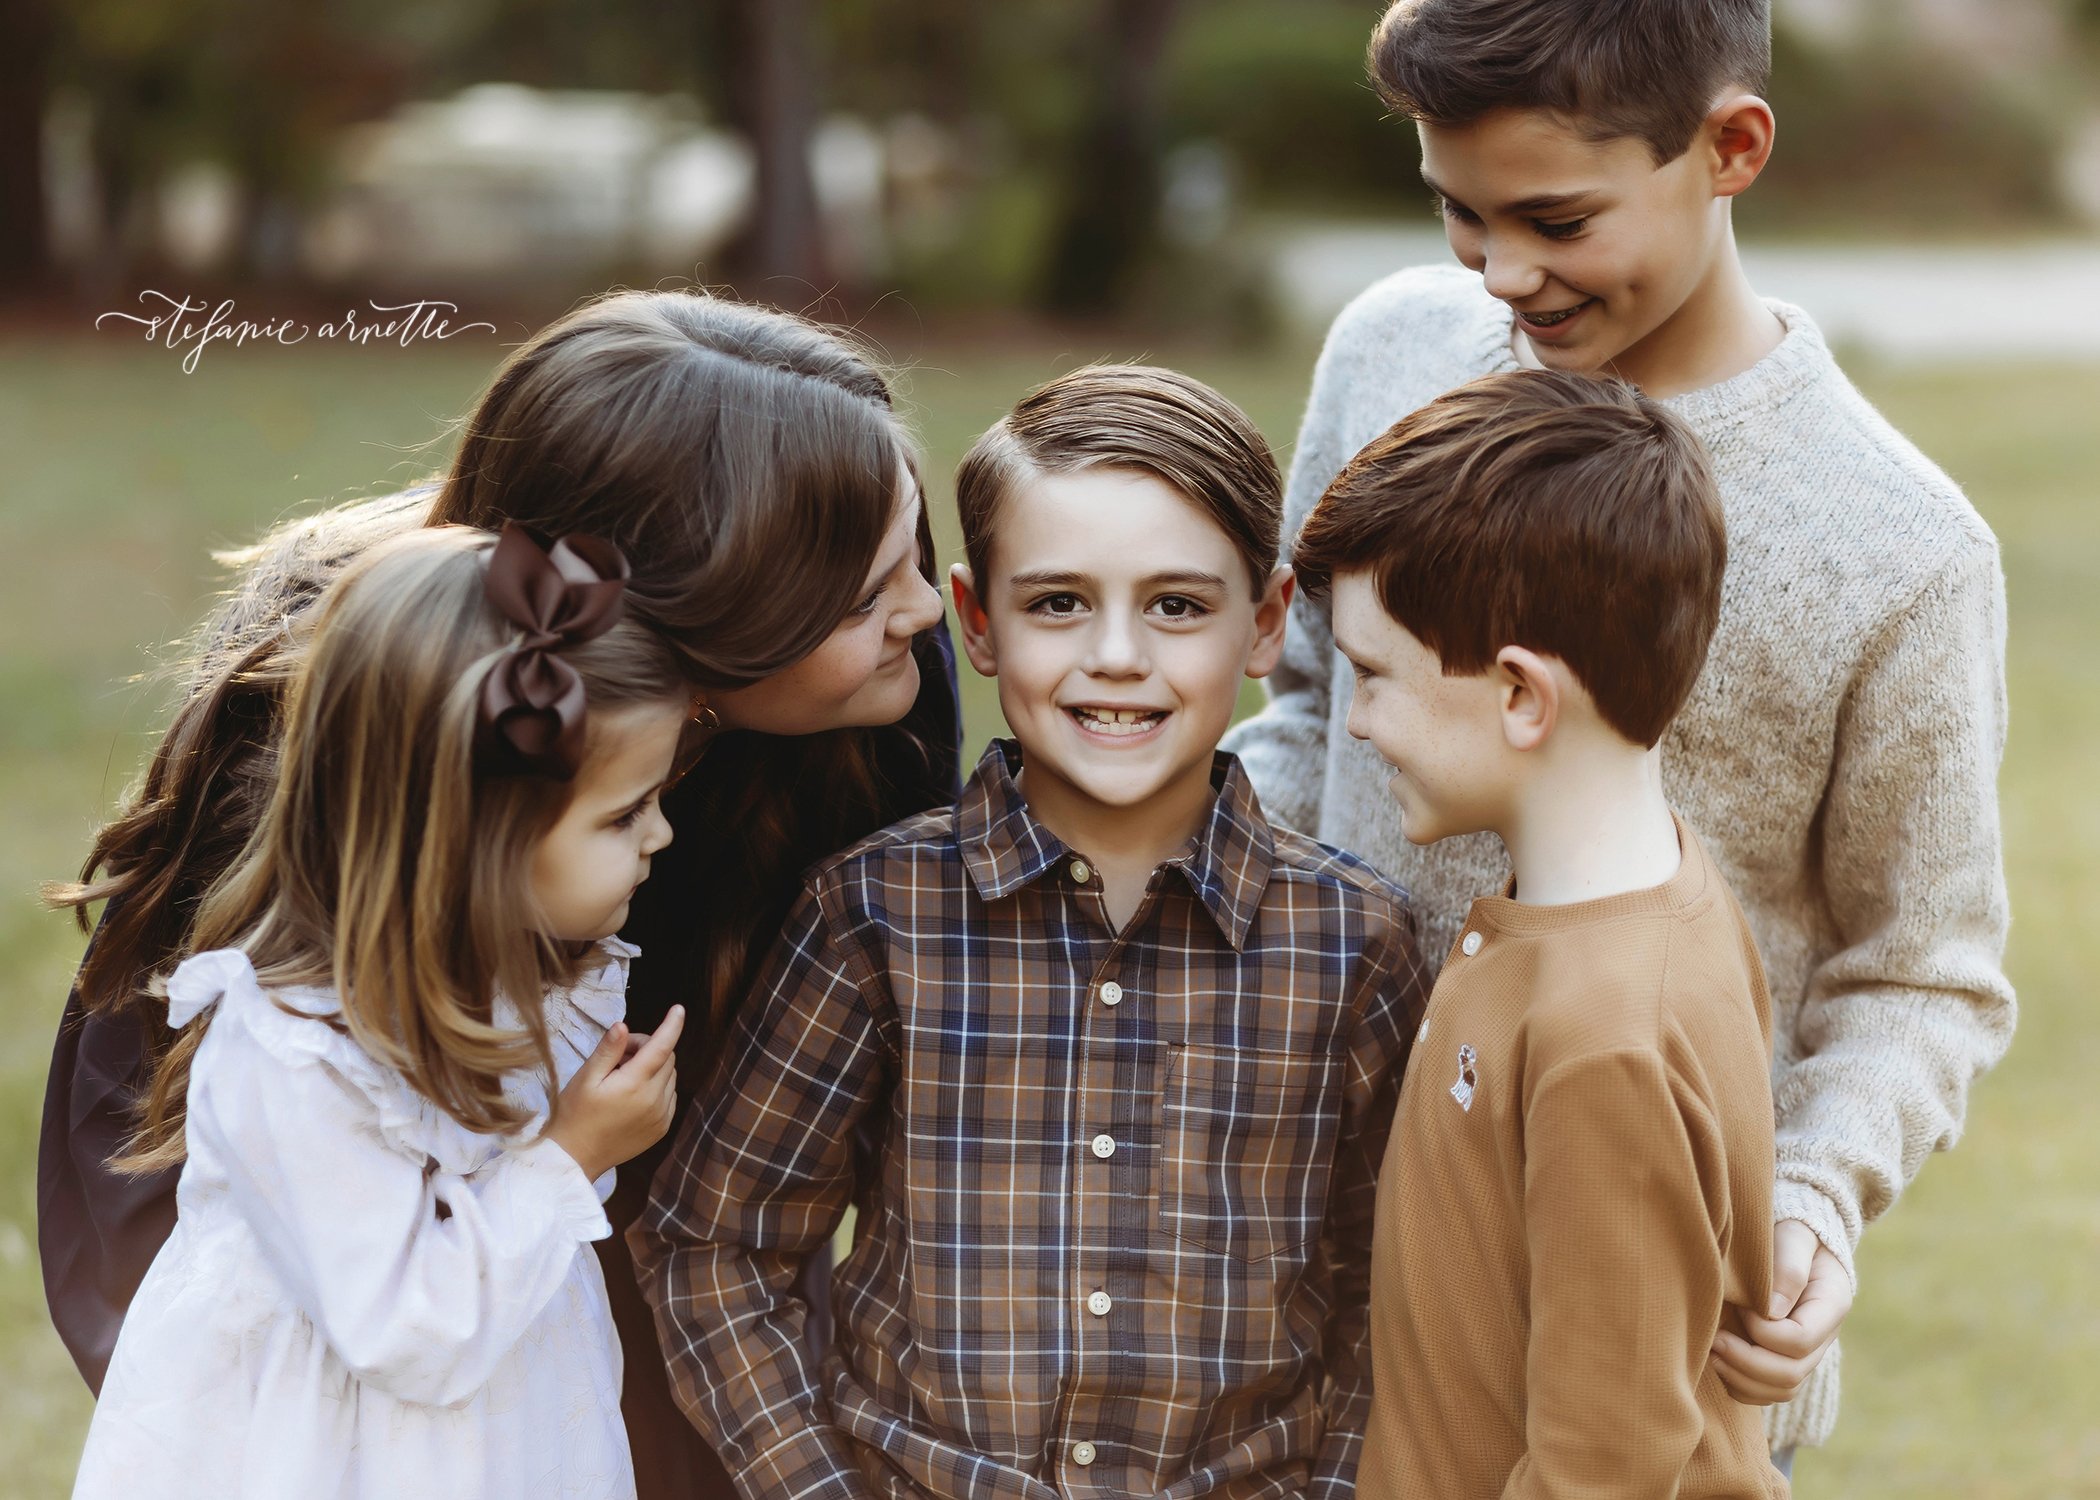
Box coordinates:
[477,523,632,779]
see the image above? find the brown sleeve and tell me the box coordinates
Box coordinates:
[1504,1047,1725,1500]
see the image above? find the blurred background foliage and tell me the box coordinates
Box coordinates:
[6,0,2098,325]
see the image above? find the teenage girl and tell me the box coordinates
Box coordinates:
[42,290,957,1497]
[72,524,690,1498]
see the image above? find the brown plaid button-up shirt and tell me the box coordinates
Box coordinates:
[635,742,1427,1500]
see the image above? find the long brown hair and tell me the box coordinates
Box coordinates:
[54,289,934,1087]
[123,526,687,1169]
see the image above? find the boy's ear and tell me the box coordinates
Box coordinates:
[1494,645,1560,752]
[1245,565,1296,680]
[950,563,999,678]
[1705,92,1775,199]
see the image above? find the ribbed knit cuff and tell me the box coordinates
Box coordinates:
[1771,1177,1857,1292]
[1762,1339,1843,1453]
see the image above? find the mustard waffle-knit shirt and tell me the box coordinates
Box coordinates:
[1360,818,1788,1499]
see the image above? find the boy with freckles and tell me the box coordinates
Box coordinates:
[1302,368,1786,1498]
[636,366,1427,1500]
[1225,0,2015,1468]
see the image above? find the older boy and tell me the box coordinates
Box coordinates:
[636,366,1426,1500]
[1305,367,1786,1497]
[1225,0,2014,1458]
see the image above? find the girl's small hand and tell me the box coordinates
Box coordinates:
[544,1006,685,1182]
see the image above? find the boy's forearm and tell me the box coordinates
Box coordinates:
[1310,1258,1375,1500]
[702,1363,876,1500]
[632,1155,866,1496]
[1310,994,1414,1500]
[633,891,891,1495]
[1308,1208,1376,1500]
[633,1113,872,1491]
[1777,538,2014,1282]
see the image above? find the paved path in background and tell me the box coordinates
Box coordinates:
[1267,225,2100,363]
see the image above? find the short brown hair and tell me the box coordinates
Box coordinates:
[956,364,1281,596]
[1294,369,1725,748]
[1369,0,1772,163]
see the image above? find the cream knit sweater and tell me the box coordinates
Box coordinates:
[1224,265,2015,1450]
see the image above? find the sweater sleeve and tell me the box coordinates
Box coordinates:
[1506,1049,1725,1500]
[1771,535,2015,1284]
[1219,308,1367,836]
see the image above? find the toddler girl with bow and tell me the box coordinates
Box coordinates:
[71,524,697,1500]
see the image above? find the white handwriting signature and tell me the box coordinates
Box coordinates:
[95,291,498,374]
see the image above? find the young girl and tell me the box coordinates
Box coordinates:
[45,288,956,1500]
[71,523,693,1500]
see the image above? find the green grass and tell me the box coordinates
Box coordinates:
[2,331,2095,1495]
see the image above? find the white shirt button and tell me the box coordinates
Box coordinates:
[1099,981,1123,1006]
[1071,1442,1097,1467]
[1416,1020,1429,1043]
[1070,860,1092,884]
[1091,1133,1116,1159]
[1461,931,1483,957]
[1087,1290,1113,1316]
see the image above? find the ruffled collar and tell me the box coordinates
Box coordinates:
[167,938,637,1034]
[555,935,635,1032]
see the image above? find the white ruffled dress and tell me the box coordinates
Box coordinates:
[71,942,640,1500]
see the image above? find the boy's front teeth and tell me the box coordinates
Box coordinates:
[1075,707,1162,735]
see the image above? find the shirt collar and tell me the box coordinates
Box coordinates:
[954,739,1276,950]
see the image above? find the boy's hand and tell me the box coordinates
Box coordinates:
[1710,1219,1853,1404]
[544,1006,684,1183]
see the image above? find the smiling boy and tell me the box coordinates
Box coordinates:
[635,365,1427,1500]
[1303,368,1786,1498]
[1224,0,2015,1461]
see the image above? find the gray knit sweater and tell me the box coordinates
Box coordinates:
[1224,265,2014,1450]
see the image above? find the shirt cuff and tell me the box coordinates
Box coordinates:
[1771,1176,1857,1292]
[512,1137,615,1243]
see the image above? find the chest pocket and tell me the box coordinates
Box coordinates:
[1157,1042,1343,1264]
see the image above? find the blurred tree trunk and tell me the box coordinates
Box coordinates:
[1040,0,1179,317]
[716,0,827,293]
[0,0,54,288]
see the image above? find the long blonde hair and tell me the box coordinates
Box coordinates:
[122,525,686,1170]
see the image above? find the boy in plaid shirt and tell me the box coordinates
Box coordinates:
[635,365,1427,1500]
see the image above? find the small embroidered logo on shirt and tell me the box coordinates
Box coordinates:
[1450,1045,1478,1112]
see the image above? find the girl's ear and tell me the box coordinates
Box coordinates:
[1494,644,1560,752]
[950,563,999,677]
[1245,565,1296,680]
